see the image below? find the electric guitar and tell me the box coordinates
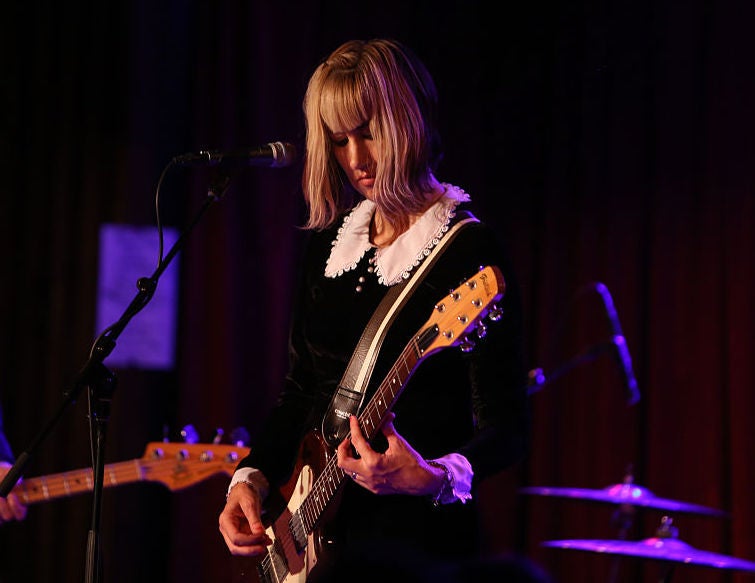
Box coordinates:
[251,265,505,583]
[7,441,250,505]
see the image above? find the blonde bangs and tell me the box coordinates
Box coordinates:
[318,74,373,134]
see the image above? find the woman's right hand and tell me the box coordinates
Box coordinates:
[218,482,272,556]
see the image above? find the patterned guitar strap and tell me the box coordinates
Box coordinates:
[321,210,479,447]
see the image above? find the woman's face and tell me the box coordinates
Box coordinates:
[330,122,378,200]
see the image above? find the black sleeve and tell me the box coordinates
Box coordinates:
[235,229,333,486]
[460,221,530,479]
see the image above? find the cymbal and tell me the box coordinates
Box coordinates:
[520,483,728,517]
[542,537,755,572]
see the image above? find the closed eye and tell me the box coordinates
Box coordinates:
[330,123,373,148]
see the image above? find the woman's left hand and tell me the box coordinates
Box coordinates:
[336,412,444,497]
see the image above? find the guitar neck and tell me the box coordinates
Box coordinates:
[9,442,250,505]
[297,338,423,533]
[13,459,148,505]
[357,337,423,442]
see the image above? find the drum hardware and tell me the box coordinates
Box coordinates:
[542,516,755,582]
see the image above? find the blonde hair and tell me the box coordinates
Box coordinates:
[302,39,442,233]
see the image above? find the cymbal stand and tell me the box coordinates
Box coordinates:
[654,517,679,583]
[606,466,638,583]
[658,564,676,583]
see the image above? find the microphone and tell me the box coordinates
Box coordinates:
[594,282,641,406]
[172,141,297,168]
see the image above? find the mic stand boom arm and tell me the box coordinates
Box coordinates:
[526,340,616,396]
[0,171,232,583]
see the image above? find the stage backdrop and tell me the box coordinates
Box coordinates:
[1,2,753,582]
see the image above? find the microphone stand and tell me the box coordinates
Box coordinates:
[0,170,233,583]
[526,340,616,396]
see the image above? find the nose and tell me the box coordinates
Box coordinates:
[346,140,371,171]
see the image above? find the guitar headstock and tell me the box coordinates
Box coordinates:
[418,265,505,355]
[139,442,251,491]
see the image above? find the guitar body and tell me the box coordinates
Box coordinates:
[254,432,338,583]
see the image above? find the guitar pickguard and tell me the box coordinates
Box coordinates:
[256,432,334,583]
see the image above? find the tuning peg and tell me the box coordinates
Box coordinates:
[213,428,224,444]
[181,424,199,444]
[459,337,476,353]
[230,427,251,447]
[528,368,546,388]
[476,321,488,339]
[488,304,503,321]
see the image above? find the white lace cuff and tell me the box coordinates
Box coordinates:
[226,467,270,501]
[428,453,473,505]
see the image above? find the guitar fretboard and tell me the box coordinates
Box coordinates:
[14,460,147,504]
[296,335,424,534]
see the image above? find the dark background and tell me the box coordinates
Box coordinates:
[1,1,753,582]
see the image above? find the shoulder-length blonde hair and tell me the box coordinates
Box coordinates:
[302,38,443,232]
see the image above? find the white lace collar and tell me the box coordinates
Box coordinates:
[324,183,471,286]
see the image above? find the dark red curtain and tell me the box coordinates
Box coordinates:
[1,2,753,582]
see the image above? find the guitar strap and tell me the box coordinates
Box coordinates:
[321,210,479,447]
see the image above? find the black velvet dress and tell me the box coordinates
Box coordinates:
[238,188,529,572]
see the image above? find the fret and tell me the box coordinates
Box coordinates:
[363,410,376,434]
[307,502,316,529]
[41,477,50,501]
[385,376,399,401]
[62,475,72,497]
[133,459,144,480]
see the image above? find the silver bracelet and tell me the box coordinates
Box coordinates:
[226,479,258,501]
[426,460,453,507]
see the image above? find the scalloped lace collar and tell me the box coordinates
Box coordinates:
[324,183,471,286]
